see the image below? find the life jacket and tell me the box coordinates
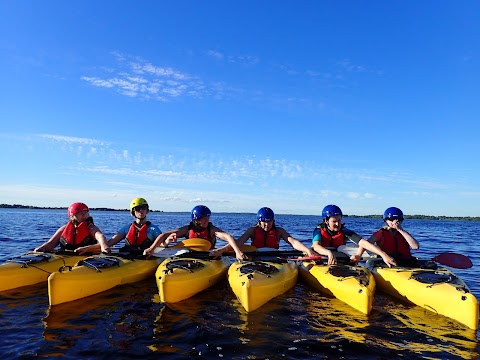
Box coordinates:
[187,222,215,249]
[251,226,280,249]
[376,227,413,260]
[316,223,346,248]
[59,217,96,250]
[125,221,153,249]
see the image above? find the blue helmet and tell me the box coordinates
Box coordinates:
[257,207,275,222]
[383,207,404,221]
[322,205,342,220]
[191,205,211,220]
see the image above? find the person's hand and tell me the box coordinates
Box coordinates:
[304,249,315,257]
[210,247,225,258]
[350,254,361,264]
[164,233,177,246]
[74,246,89,255]
[381,254,397,268]
[234,250,245,262]
[326,250,337,265]
[101,246,111,254]
[389,220,403,231]
[143,246,155,258]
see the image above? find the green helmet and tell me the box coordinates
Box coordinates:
[130,197,149,215]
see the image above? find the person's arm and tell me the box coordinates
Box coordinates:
[88,224,110,253]
[213,227,254,256]
[278,228,314,257]
[357,238,396,267]
[34,225,65,252]
[143,226,187,257]
[213,226,245,261]
[391,223,419,249]
[311,228,336,264]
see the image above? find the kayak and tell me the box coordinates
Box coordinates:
[367,259,479,330]
[48,254,162,305]
[156,256,231,303]
[0,252,86,292]
[299,260,375,315]
[228,258,298,312]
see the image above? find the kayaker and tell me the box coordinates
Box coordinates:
[75,197,165,255]
[360,206,419,266]
[312,205,396,267]
[143,205,246,261]
[216,207,314,257]
[34,202,110,254]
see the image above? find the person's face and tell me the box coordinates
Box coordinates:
[73,210,89,222]
[386,218,402,226]
[326,215,342,231]
[134,205,149,218]
[195,216,210,228]
[259,219,274,231]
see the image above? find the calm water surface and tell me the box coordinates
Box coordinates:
[0,209,479,359]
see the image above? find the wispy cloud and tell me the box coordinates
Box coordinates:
[37,134,110,145]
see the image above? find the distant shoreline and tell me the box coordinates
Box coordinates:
[1,204,479,221]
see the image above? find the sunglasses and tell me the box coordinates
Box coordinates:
[134,205,148,212]
[386,218,403,222]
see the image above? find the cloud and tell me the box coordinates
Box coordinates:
[37,134,110,146]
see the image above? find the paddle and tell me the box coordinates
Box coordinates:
[339,243,473,269]
[150,238,212,258]
[431,253,473,269]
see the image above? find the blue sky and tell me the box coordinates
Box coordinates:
[0,1,479,216]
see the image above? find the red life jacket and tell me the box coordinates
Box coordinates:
[375,228,413,259]
[59,217,96,250]
[125,221,152,248]
[251,226,280,249]
[187,222,215,249]
[318,224,346,248]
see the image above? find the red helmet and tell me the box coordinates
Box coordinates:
[68,202,89,217]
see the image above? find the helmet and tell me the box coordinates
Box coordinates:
[68,202,89,217]
[257,207,275,222]
[383,207,404,221]
[191,205,211,220]
[322,205,342,220]
[130,197,149,215]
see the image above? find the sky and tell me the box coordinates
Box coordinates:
[0,1,479,217]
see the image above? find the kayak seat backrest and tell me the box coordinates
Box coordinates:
[7,253,52,266]
[410,270,456,285]
[328,265,370,286]
[240,262,279,276]
[164,259,205,274]
[78,256,122,271]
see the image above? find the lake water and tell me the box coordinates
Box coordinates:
[0,209,479,359]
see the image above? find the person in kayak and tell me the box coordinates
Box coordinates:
[34,202,110,254]
[215,207,314,257]
[359,206,419,266]
[313,204,396,267]
[143,205,245,261]
[75,197,165,255]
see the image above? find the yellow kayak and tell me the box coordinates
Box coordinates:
[228,259,298,312]
[299,261,375,315]
[156,256,231,303]
[0,252,86,292]
[48,255,162,305]
[368,260,479,330]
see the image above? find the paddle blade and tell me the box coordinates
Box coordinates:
[151,248,190,258]
[224,244,257,256]
[172,238,212,251]
[432,253,473,269]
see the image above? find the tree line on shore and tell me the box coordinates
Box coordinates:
[1,204,479,221]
